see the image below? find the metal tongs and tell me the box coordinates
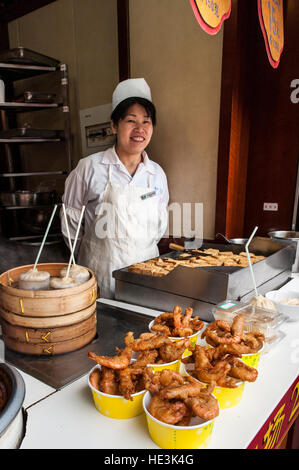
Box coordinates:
[169,238,209,257]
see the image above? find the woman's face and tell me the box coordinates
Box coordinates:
[111,103,154,157]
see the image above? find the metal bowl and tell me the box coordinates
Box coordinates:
[216,233,248,245]
[228,238,248,245]
[0,363,25,448]
[268,231,299,242]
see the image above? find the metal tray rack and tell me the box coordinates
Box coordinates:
[114,239,296,322]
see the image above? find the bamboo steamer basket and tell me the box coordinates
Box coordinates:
[0,302,96,328]
[0,263,98,355]
[0,263,97,316]
[2,327,97,356]
[0,309,97,344]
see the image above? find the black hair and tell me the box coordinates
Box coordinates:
[111,97,156,126]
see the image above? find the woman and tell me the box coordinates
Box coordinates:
[61,78,169,298]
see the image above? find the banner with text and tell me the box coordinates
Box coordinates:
[190,0,231,35]
[258,0,284,68]
[248,376,299,448]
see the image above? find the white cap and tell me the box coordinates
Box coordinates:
[112,78,152,111]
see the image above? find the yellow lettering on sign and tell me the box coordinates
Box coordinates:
[262,404,285,449]
[289,381,299,423]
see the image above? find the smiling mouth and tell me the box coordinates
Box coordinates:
[131,136,145,142]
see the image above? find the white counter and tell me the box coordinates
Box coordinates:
[14,299,299,449]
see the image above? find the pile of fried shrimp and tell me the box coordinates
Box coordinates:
[145,368,219,424]
[88,330,193,401]
[201,313,265,354]
[151,305,204,337]
[182,344,258,388]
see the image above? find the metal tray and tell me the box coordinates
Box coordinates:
[0,48,60,67]
[114,239,296,321]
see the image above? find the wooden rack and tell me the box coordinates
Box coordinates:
[0,50,72,242]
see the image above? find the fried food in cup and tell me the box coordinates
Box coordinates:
[145,368,219,424]
[184,344,258,388]
[152,305,204,338]
[201,314,264,353]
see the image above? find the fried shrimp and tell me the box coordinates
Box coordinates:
[242,332,265,352]
[230,314,245,342]
[89,367,102,390]
[100,366,118,395]
[162,376,206,400]
[184,394,219,421]
[130,333,171,351]
[133,349,159,367]
[193,345,213,369]
[159,369,185,388]
[229,358,258,382]
[186,342,259,388]
[88,347,132,369]
[117,367,135,400]
[201,320,231,339]
[202,313,263,348]
[144,368,185,395]
[211,343,243,359]
[149,394,189,425]
[181,307,193,327]
[151,323,172,335]
[89,366,118,395]
[194,360,232,385]
[146,370,219,425]
[152,305,204,338]
[158,338,191,362]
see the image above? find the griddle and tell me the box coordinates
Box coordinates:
[2,302,153,390]
[113,239,296,322]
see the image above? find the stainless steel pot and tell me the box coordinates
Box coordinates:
[0,192,17,207]
[268,230,299,244]
[16,190,56,206]
[0,363,25,449]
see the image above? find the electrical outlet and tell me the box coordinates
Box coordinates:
[263,203,278,211]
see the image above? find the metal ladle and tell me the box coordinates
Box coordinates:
[216,233,248,245]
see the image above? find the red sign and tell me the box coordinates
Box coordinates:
[190,0,231,35]
[258,0,284,68]
[248,376,299,448]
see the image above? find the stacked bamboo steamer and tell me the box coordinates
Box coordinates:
[0,263,97,356]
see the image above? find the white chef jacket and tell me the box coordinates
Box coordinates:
[61,146,169,246]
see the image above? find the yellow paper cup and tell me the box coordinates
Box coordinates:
[143,391,217,449]
[88,364,145,419]
[147,359,181,374]
[149,319,200,357]
[241,343,264,369]
[182,363,245,409]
